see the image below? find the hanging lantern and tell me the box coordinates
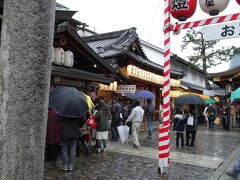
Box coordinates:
[64,50,74,67]
[199,0,230,16]
[170,0,197,21]
[236,0,240,5]
[54,47,64,65]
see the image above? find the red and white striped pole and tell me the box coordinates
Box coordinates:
[171,13,240,32]
[159,0,171,174]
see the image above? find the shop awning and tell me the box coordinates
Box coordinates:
[51,66,114,84]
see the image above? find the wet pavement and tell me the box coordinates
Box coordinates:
[44,124,240,180]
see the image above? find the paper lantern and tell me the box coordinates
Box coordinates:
[54,47,64,65]
[64,50,74,67]
[236,0,240,5]
[199,0,230,16]
[170,0,197,21]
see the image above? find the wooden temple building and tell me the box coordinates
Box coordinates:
[52,8,116,94]
[83,28,185,119]
[210,49,240,95]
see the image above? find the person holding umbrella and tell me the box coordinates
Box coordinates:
[49,86,94,171]
[185,105,198,147]
[173,106,186,147]
[60,116,81,171]
[144,98,155,140]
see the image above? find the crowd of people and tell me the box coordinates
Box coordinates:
[45,95,240,172]
[173,104,198,147]
[45,96,154,171]
[172,99,240,148]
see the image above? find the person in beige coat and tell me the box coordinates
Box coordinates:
[230,106,237,128]
[126,101,144,149]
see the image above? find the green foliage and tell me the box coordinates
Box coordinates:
[181,28,235,69]
[181,28,235,90]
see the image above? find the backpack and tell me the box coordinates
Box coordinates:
[146,105,154,119]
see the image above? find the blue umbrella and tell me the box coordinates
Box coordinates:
[230,87,240,100]
[136,90,155,99]
[123,92,139,101]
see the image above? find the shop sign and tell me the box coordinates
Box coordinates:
[99,81,117,91]
[204,21,240,41]
[115,85,136,93]
[126,65,181,87]
[162,90,209,99]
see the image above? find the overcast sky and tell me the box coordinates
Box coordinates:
[56,0,240,72]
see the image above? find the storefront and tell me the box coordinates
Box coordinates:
[51,12,115,95]
[84,27,184,120]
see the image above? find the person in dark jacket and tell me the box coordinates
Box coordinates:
[144,98,155,140]
[185,105,198,147]
[45,108,61,162]
[222,103,230,130]
[110,98,122,141]
[94,99,110,153]
[173,107,186,147]
[60,116,81,171]
[206,103,217,129]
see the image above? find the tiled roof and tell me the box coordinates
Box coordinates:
[56,2,70,10]
[83,27,148,59]
[83,28,184,77]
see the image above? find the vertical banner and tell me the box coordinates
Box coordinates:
[159,0,171,173]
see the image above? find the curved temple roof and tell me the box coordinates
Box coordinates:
[83,27,184,78]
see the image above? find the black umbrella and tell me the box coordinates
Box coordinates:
[123,92,139,101]
[49,86,89,118]
[175,94,204,105]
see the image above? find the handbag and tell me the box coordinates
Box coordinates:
[91,120,97,129]
[86,115,97,129]
[214,117,220,125]
[187,116,194,126]
[86,116,95,126]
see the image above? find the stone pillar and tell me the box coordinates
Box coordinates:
[0,1,55,179]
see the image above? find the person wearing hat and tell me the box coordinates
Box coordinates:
[144,98,155,140]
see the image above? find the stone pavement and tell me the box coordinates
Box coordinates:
[108,142,223,169]
[44,124,240,180]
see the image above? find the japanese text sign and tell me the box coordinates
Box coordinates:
[115,85,136,93]
[204,21,240,41]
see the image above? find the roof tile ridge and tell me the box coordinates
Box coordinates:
[107,27,137,50]
[83,28,133,42]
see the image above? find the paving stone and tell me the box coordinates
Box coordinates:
[44,125,240,179]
